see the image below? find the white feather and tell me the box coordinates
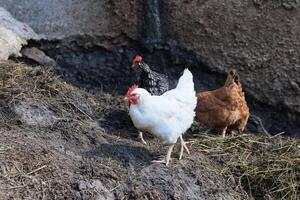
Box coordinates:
[129,69,197,144]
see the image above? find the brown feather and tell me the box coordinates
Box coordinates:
[196,70,249,135]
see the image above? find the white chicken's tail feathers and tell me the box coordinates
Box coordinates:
[162,68,196,108]
[175,68,194,92]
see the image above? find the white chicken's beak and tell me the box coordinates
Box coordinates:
[123,96,128,101]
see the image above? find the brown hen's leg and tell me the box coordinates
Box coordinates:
[179,135,190,160]
[221,127,227,138]
[138,131,147,145]
[152,144,175,166]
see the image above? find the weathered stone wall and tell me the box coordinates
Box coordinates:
[164,0,300,132]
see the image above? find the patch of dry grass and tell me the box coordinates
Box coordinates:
[0,61,115,198]
[192,134,300,199]
[0,60,94,121]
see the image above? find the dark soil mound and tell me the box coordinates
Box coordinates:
[0,61,298,199]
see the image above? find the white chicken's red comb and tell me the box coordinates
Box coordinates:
[126,84,139,96]
[132,55,142,65]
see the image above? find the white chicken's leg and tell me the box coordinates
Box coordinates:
[138,131,147,145]
[165,144,175,166]
[152,144,175,166]
[179,136,190,160]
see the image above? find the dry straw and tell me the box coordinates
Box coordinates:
[192,134,300,199]
[0,60,94,123]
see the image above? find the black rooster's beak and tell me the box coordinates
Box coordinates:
[131,61,141,71]
[131,64,137,71]
[130,63,137,73]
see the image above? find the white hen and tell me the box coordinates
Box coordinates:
[125,69,197,166]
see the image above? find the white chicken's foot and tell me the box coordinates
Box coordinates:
[151,159,166,164]
[138,131,147,145]
[152,144,175,166]
[179,136,190,160]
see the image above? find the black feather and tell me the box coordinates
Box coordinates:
[137,61,169,95]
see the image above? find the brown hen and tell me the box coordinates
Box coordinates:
[196,70,249,137]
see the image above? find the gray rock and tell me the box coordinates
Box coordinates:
[78,180,115,200]
[0,0,139,43]
[14,101,57,127]
[0,7,40,60]
[21,47,57,67]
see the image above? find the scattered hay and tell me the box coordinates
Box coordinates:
[0,60,94,124]
[192,134,300,199]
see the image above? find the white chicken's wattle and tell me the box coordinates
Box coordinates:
[125,69,197,166]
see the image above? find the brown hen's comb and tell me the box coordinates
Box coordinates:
[126,84,139,96]
[132,55,142,65]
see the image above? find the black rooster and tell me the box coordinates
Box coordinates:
[130,55,169,145]
[131,55,169,95]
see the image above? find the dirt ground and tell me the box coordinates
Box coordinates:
[0,125,247,199]
[0,61,250,200]
[0,61,298,200]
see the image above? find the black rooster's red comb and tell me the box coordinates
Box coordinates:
[132,55,142,65]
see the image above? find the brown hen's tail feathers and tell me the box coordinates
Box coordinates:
[224,69,241,87]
